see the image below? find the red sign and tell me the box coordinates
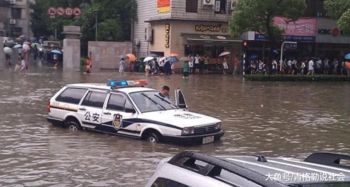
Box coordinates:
[56,7,64,16]
[65,7,73,16]
[273,17,316,36]
[48,7,56,16]
[73,8,81,16]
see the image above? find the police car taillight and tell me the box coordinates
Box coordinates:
[107,79,148,88]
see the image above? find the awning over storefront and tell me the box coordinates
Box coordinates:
[182,34,241,45]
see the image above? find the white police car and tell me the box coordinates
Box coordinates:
[47,80,224,144]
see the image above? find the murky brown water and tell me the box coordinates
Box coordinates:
[0,68,350,186]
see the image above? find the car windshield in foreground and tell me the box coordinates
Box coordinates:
[129,91,178,113]
[289,182,350,187]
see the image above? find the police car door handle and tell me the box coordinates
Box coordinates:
[103,112,111,115]
[79,107,86,111]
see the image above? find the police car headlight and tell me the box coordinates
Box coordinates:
[214,122,222,130]
[182,127,195,135]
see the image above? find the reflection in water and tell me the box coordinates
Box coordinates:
[0,69,349,186]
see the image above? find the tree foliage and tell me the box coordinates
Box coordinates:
[31,0,137,41]
[230,0,306,42]
[324,0,350,34]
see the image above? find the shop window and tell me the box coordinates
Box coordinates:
[215,0,227,14]
[186,0,198,13]
[11,8,22,19]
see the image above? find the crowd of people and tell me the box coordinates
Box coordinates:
[246,57,350,76]
[112,54,240,78]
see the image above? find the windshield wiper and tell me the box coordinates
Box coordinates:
[154,94,177,109]
[141,93,166,111]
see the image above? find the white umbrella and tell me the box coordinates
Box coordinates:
[143,56,154,62]
[219,51,230,57]
[159,57,167,62]
[3,47,12,54]
[13,44,22,49]
[51,49,63,54]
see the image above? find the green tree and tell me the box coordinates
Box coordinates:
[31,0,137,54]
[230,0,305,72]
[324,0,350,34]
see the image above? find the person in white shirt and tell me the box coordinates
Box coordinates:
[307,58,314,76]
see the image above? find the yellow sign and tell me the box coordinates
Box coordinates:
[165,24,170,48]
[157,0,170,13]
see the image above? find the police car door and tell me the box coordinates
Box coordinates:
[102,93,137,134]
[175,89,187,109]
[78,90,108,129]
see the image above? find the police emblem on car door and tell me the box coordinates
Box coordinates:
[102,93,136,132]
[113,114,122,128]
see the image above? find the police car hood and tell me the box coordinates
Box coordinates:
[140,109,221,128]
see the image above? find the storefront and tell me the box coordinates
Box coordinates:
[147,20,241,59]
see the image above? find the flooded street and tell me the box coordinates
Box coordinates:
[0,68,350,186]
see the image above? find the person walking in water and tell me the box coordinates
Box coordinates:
[119,57,126,73]
[85,56,92,73]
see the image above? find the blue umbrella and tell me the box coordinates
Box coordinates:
[51,49,62,55]
[167,56,179,64]
[345,53,350,60]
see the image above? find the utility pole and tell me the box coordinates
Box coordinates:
[279,41,297,72]
[95,11,98,41]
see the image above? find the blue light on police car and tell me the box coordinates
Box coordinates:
[107,80,128,87]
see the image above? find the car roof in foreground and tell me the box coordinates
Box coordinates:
[220,154,350,185]
[168,152,350,187]
[66,83,155,93]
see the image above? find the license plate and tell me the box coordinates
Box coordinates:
[202,136,214,144]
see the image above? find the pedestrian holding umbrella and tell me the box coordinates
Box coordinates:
[4,47,12,67]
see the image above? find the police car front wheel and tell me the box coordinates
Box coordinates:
[145,132,161,143]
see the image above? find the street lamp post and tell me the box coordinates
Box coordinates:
[279,41,297,72]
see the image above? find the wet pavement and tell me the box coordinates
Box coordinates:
[0,67,350,186]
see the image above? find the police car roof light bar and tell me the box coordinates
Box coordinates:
[107,79,148,88]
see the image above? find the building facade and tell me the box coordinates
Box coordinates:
[0,0,33,38]
[242,0,350,60]
[133,0,240,58]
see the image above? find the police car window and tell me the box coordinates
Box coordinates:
[129,91,177,113]
[81,91,107,108]
[107,94,126,111]
[151,177,189,187]
[56,88,87,104]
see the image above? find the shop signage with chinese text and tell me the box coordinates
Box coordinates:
[194,24,228,33]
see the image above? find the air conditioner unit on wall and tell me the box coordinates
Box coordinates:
[214,0,221,12]
[10,0,16,5]
[203,0,215,6]
[231,0,237,11]
[9,19,16,25]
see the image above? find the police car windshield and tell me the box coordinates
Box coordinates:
[130,91,177,113]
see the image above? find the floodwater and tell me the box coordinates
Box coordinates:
[0,67,350,186]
